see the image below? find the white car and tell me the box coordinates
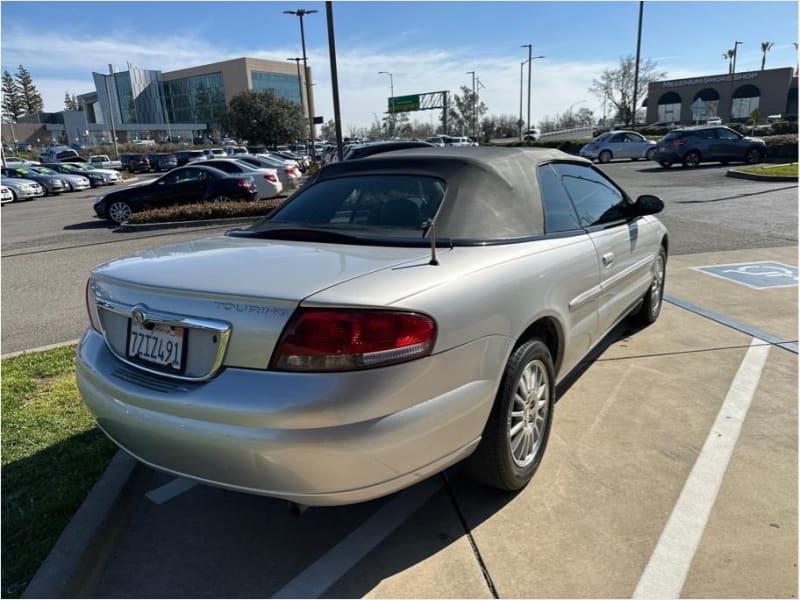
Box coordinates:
[448,136,474,147]
[201,159,283,199]
[523,128,541,142]
[1,185,13,204]
[706,117,722,125]
[243,154,303,187]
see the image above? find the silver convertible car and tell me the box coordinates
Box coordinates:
[77,147,668,506]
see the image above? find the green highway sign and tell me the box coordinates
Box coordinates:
[389,94,420,112]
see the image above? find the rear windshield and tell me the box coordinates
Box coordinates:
[593,133,611,142]
[268,175,447,234]
[661,131,684,141]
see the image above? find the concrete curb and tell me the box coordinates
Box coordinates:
[22,450,138,599]
[1,339,81,360]
[115,215,261,233]
[726,166,798,182]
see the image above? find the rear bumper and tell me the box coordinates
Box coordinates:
[653,149,682,162]
[76,329,507,505]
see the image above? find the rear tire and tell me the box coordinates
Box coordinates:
[659,161,672,168]
[466,339,555,491]
[646,148,656,161]
[598,150,612,164]
[631,247,667,326]
[682,151,701,168]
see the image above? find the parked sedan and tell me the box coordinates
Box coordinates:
[1,166,68,195]
[93,164,259,224]
[147,152,178,172]
[0,177,44,201]
[237,154,301,187]
[202,159,283,199]
[579,130,657,163]
[30,166,91,191]
[42,162,115,187]
[77,147,668,507]
[1,185,13,204]
[652,126,766,168]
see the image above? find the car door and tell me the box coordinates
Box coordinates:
[553,163,654,337]
[715,127,744,160]
[626,132,648,158]
[537,164,601,375]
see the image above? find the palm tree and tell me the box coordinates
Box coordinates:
[723,49,736,74]
[760,41,774,70]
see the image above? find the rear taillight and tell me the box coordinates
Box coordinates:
[238,178,253,189]
[85,279,103,332]
[265,173,278,183]
[270,308,436,371]
[671,139,685,147]
[284,167,293,175]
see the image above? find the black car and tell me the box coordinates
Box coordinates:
[175,150,207,167]
[93,165,259,225]
[42,162,110,187]
[342,140,435,161]
[147,152,178,172]
[1,166,68,195]
[120,153,151,173]
[652,126,766,168]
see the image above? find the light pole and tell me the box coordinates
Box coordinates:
[568,100,586,126]
[287,57,305,114]
[103,65,119,159]
[730,40,743,120]
[284,8,318,141]
[521,44,532,137]
[631,0,644,128]
[466,70,476,138]
[378,71,394,136]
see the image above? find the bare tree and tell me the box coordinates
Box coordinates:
[588,56,666,126]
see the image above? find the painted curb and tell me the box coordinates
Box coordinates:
[726,168,798,182]
[22,450,138,599]
[1,339,81,360]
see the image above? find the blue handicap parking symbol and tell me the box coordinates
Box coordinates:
[694,261,798,289]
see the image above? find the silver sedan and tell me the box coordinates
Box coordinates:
[580,130,657,163]
[77,147,668,506]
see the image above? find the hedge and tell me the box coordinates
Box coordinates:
[127,197,286,224]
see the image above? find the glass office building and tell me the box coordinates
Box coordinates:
[162,72,227,124]
[251,70,302,104]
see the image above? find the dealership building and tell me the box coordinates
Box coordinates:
[645,66,797,124]
[3,57,315,146]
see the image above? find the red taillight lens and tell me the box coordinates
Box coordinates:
[270,309,436,371]
[238,178,252,189]
[671,139,685,146]
[284,167,293,174]
[265,173,278,182]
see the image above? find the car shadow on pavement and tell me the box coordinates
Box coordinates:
[63,220,114,231]
[636,164,729,174]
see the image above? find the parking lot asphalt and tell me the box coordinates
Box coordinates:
[24,244,796,599]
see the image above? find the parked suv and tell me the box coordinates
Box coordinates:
[175,150,208,167]
[120,153,151,173]
[146,152,178,172]
[653,126,766,168]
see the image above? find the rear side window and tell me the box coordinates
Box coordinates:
[270,175,447,232]
[661,131,683,142]
[538,165,581,233]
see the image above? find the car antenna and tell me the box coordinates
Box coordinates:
[425,219,439,266]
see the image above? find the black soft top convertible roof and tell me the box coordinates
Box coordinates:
[315,146,590,240]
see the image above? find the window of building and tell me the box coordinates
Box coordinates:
[731,84,760,120]
[114,72,137,124]
[163,72,226,125]
[251,71,303,105]
[657,91,682,123]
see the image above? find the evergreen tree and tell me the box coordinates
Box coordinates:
[2,70,24,122]
[447,85,488,137]
[64,92,80,111]
[15,65,44,116]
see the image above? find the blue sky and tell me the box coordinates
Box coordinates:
[2,1,797,131]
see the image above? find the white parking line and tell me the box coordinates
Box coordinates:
[273,476,443,598]
[146,477,197,505]
[633,337,771,599]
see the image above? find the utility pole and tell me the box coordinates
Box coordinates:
[632,0,644,128]
[325,1,343,161]
[105,64,119,159]
[284,9,318,142]
[730,40,743,120]
[378,71,394,136]
[521,44,532,138]
[287,57,305,115]
[466,71,475,139]
[519,60,525,139]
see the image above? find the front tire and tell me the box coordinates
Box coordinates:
[631,247,667,326]
[598,150,612,164]
[466,339,555,491]
[646,148,656,161]
[107,200,132,224]
[744,148,762,165]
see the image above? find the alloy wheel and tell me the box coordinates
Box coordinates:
[650,253,665,318]
[508,359,550,468]
[108,201,132,224]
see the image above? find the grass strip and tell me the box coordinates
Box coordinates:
[735,163,798,178]
[1,346,116,598]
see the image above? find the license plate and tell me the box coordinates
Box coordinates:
[127,321,185,370]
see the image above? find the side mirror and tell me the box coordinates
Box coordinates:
[632,194,664,216]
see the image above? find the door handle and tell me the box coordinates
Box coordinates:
[602,252,615,267]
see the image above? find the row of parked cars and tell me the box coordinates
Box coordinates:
[1,158,122,204]
[578,125,767,167]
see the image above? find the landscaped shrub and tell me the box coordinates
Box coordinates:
[127,198,286,224]
[762,134,799,160]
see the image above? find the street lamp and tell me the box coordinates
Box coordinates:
[378,71,394,136]
[466,70,476,138]
[287,57,305,114]
[284,9,318,141]
[519,54,544,136]
[569,100,586,126]
[730,40,743,120]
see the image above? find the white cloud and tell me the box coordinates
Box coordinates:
[2,24,722,130]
